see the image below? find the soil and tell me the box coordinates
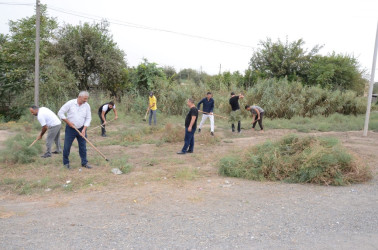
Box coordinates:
[1,126,377,249]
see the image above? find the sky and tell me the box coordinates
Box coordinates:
[0,0,377,79]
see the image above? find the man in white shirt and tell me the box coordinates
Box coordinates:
[29,106,62,158]
[58,91,92,169]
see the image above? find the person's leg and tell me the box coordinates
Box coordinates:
[181,127,191,153]
[237,121,241,132]
[44,128,55,156]
[63,126,76,165]
[258,113,264,130]
[210,115,214,132]
[76,127,88,166]
[98,112,106,136]
[149,110,153,125]
[54,125,62,153]
[198,114,208,130]
[153,110,157,125]
[47,124,60,154]
[188,128,196,152]
[232,123,235,132]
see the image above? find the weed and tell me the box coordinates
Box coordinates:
[0,134,43,164]
[174,167,199,181]
[219,134,372,186]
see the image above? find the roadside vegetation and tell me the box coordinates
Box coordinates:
[219,134,372,186]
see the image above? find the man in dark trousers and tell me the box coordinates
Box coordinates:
[229,92,244,133]
[98,101,118,137]
[197,92,215,136]
[177,98,198,154]
[245,105,265,132]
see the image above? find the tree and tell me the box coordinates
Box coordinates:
[250,38,322,82]
[131,59,165,93]
[0,5,58,120]
[306,53,367,94]
[54,21,126,93]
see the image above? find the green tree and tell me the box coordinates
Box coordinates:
[54,21,126,93]
[131,59,165,93]
[306,53,367,94]
[250,38,321,81]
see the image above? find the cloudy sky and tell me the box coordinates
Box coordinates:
[0,0,377,79]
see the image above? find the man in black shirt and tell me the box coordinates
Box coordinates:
[229,92,244,133]
[177,98,198,154]
[98,101,118,137]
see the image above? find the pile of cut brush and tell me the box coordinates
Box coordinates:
[219,134,372,186]
[0,134,42,164]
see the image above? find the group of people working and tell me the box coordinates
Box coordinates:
[29,91,264,168]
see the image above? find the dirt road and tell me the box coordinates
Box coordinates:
[1,130,377,249]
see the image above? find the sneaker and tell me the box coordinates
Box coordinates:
[198,128,201,133]
[210,132,214,136]
[41,153,51,158]
[102,134,107,137]
[82,164,92,169]
[64,164,70,169]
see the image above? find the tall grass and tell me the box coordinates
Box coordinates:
[219,134,372,186]
[0,134,43,164]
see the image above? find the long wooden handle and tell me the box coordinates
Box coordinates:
[72,126,109,161]
[144,108,149,119]
[28,138,39,148]
[198,110,228,119]
[88,119,114,132]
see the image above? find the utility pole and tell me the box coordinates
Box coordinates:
[34,0,40,106]
[363,21,378,137]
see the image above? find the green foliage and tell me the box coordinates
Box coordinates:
[250,38,321,81]
[219,134,372,185]
[306,53,367,94]
[130,59,165,94]
[244,78,366,118]
[55,21,126,94]
[0,134,43,164]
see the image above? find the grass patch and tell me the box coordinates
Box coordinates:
[219,134,372,186]
[110,157,132,174]
[174,167,199,180]
[0,133,43,164]
[264,113,378,132]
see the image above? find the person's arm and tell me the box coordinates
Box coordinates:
[239,94,244,99]
[101,111,106,125]
[210,100,214,115]
[188,116,197,132]
[254,108,261,120]
[251,114,256,124]
[58,102,75,128]
[82,105,92,137]
[37,125,48,140]
[197,99,203,110]
[113,108,118,120]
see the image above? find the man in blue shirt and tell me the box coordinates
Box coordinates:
[197,92,215,136]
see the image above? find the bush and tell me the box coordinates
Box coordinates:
[0,134,43,164]
[219,134,372,186]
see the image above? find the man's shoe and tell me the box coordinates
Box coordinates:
[198,128,201,133]
[102,134,107,137]
[187,151,193,153]
[52,151,61,154]
[41,153,51,158]
[210,132,214,136]
[64,164,70,169]
[177,151,186,155]
[82,164,92,169]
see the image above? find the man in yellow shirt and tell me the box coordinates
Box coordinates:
[148,91,157,125]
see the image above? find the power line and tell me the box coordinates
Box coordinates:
[47,5,254,49]
[0,2,34,5]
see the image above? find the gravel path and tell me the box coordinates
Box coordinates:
[1,177,377,249]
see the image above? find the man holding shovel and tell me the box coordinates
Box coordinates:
[197,92,215,136]
[29,105,62,158]
[58,91,92,169]
[98,101,118,137]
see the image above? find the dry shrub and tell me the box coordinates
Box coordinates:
[160,123,184,143]
[0,134,43,164]
[219,134,372,186]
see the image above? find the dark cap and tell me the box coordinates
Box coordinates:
[231,92,235,96]
[149,91,154,96]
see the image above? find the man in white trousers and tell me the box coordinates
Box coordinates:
[197,92,215,136]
